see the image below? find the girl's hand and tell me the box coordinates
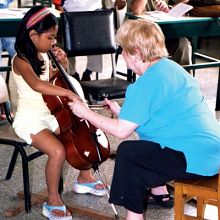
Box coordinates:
[154,0,169,13]
[104,98,121,117]
[51,46,68,69]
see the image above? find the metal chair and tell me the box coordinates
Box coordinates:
[174,171,220,219]
[0,75,44,213]
[60,9,134,104]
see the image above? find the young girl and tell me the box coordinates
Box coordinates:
[12,6,105,220]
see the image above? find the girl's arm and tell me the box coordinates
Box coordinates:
[13,55,77,100]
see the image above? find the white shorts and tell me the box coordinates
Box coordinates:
[13,113,59,144]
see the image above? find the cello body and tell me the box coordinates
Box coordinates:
[43,51,110,170]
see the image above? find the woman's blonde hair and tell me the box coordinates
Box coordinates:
[116,19,168,62]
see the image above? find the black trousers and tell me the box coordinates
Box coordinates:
[109,140,206,214]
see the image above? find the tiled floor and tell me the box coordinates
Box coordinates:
[0,37,220,219]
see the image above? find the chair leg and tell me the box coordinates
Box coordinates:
[95,72,99,80]
[19,147,32,213]
[218,198,220,220]
[5,148,19,180]
[197,197,206,218]
[6,56,11,85]
[174,183,185,220]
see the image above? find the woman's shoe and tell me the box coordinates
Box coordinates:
[42,202,73,220]
[144,191,174,208]
[73,180,107,196]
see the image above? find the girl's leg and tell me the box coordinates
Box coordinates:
[77,169,105,190]
[30,129,71,217]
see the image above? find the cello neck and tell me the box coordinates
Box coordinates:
[48,50,80,96]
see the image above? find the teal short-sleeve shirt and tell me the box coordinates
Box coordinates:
[119,58,220,176]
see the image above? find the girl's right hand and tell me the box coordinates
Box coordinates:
[104,98,121,117]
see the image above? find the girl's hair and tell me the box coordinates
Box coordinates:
[15,6,58,76]
[115,19,168,62]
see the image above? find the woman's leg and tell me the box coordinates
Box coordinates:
[109,140,188,217]
[126,210,144,220]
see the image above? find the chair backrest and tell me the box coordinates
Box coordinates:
[60,9,117,57]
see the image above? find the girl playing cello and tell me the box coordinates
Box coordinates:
[12,6,105,220]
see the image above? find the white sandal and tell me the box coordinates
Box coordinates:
[42,202,72,220]
[73,180,107,197]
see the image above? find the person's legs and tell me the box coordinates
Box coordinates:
[30,129,72,217]
[166,37,192,66]
[81,55,103,81]
[73,169,107,196]
[126,210,144,220]
[1,37,16,58]
[109,140,201,219]
[67,57,80,81]
[77,169,106,190]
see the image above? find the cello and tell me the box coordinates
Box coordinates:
[43,50,110,170]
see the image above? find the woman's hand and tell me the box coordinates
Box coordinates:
[51,46,68,69]
[68,98,89,119]
[104,98,121,117]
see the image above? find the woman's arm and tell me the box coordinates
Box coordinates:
[68,100,138,139]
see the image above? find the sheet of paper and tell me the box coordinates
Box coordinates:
[0,8,27,18]
[137,3,194,21]
[168,3,193,17]
[146,11,178,21]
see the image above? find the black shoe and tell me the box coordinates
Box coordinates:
[147,191,174,208]
[81,69,92,81]
[72,72,80,81]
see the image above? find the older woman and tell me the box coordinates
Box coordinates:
[68,19,220,220]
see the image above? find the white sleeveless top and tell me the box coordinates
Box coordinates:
[12,53,59,144]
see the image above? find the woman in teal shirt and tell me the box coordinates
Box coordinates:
[68,19,220,220]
